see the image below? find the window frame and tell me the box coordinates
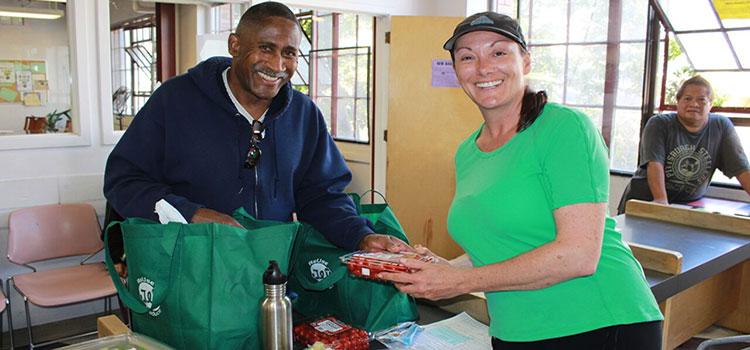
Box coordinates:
[110,17,157,129]
[651,1,750,128]
[309,12,373,144]
[0,0,94,150]
[520,0,647,170]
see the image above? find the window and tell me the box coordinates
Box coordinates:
[519,0,649,172]
[0,3,71,135]
[205,5,374,144]
[309,12,372,143]
[653,0,750,186]
[110,16,157,131]
[209,3,244,34]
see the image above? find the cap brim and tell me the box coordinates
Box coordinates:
[443,26,525,51]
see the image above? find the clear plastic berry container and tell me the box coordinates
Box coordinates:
[293,316,369,350]
[340,251,435,281]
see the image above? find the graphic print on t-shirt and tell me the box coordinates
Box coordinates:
[664,144,711,196]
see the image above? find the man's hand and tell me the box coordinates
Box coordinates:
[358,234,414,253]
[191,208,243,227]
[114,262,128,279]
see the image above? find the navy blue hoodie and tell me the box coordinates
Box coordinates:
[104,57,373,250]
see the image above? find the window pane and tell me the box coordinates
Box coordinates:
[658,0,720,31]
[336,98,355,140]
[677,32,738,70]
[231,4,243,31]
[524,0,568,44]
[518,0,531,40]
[621,0,648,41]
[356,98,369,142]
[566,44,606,105]
[617,43,646,108]
[496,0,517,15]
[610,108,642,171]
[700,72,750,107]
[528,45,566,102]
[292,55,309,86]
[728,30,750,69]
[569,0,608,42]
[316,96,331,128]
[662,34,692,105]
[339,14,357,48]
[357,16,373,47]
[317,14,333,49]
[722,18,750,29]
[313,54,332,96]
[356,52,369,98]
[337,53,355,98]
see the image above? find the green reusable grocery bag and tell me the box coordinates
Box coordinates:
[104,208,299,350]
[288,191,419,332]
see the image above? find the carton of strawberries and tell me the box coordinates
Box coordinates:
[293,316,369,350]
[340,251,436,281]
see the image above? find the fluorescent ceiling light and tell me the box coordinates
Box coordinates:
[0,6,64,20]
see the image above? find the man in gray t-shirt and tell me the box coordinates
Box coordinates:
[618,76,750,214]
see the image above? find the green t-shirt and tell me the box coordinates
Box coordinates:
[447,103,663,341]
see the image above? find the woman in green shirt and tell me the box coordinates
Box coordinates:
[379,12,663,349]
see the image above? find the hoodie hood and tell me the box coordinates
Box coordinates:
[186,56,294,124]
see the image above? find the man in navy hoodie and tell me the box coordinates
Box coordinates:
[104,2,405,252]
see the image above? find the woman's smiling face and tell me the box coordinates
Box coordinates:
[452,31,530,112]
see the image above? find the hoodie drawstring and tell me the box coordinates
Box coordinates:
[271,121,280,199]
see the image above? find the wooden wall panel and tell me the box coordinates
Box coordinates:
[387,16,481,259]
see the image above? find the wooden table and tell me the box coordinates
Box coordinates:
[619,200,750,350]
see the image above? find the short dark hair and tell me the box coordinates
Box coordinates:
[676,75,714,101]
[236,1,300,35]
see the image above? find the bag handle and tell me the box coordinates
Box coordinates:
[104,221,182,314]
[360,190,388,205]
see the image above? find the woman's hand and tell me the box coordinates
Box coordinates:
[412,244,450,265]
[378,258,470,300]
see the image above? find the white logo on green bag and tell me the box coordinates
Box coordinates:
[137,276,162,317]
[308,258,330,282]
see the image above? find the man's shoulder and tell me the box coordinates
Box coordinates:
[643,113,677,131]
[285,88,321,116]
[707,113,733,127]
[650,112,677,123]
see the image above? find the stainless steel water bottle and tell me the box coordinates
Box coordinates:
[261,260,293,350]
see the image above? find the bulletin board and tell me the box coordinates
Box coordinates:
[0,60,48,106]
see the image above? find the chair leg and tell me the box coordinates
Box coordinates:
[23,298,34,349]
[117,295,130,327]
[6,280,13,350]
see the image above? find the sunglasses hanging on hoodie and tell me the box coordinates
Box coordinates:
[245,120,264,169]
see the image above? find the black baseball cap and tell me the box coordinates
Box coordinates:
[443,12,527,52]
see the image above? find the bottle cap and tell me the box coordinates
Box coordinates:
[263,260,287,285]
